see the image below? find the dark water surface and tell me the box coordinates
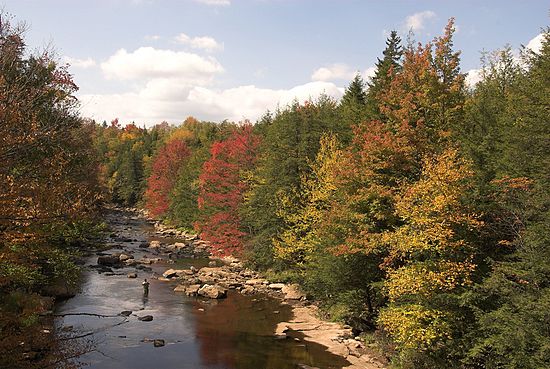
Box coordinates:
[54,211,348,369]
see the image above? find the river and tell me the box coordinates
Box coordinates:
[54,209,349,369]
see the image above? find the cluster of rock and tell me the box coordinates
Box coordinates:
[92,235,211,275]
[160,261,306,302]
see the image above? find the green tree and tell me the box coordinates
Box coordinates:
[465,30,550,369]
[243,96,344,268]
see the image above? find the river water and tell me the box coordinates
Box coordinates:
[54,210,349,369]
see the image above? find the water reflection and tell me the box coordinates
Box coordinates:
[191,292,349,369]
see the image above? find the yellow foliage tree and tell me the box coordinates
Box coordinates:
[273,133,343,264]
[379,148,481,349]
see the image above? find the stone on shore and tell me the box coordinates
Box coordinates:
[268,283,285,290]
[245,278,267,286]
[41,279,77,298]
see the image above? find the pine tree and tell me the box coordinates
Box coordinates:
[339,74,367,142]
[366,30,403,121]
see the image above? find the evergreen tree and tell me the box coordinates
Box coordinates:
[339,74,367,142]
[366,30,403,121]
[465,30,550,369]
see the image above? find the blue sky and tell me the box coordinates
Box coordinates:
[2,0,548,125]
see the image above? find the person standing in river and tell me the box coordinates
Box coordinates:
[142,278,150,296]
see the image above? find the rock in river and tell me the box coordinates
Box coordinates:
[138,315,153,322]
[153,339,165,347]
[119,253,133,262]
[149,240,161,248]
[198,284,227,299]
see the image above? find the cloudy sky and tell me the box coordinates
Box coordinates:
[3,0,548,126]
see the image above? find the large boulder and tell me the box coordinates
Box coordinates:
[198,284,227,299]
[185,284,201,296]
[162,269,178,278]
[173,284,187,293]
[97,254,121,266]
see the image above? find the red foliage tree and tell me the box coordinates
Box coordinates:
[196,124,261,256]
[145,139,190,217]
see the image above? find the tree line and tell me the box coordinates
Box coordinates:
[1,13,549,369]
[0,15,102,367]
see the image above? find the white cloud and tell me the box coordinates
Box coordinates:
[174,33,223,52]
[404,10,436,32]
[100,47,223,83]
[465,69,483,88]
[312,63,357,82]
[79,81,343,126]
[193,0,230,6]
[82,42,347,126]
[63,56,96,69]
[312,63,376,83]
[526,33,544,54]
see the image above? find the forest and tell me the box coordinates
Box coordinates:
[1,13,549,369]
